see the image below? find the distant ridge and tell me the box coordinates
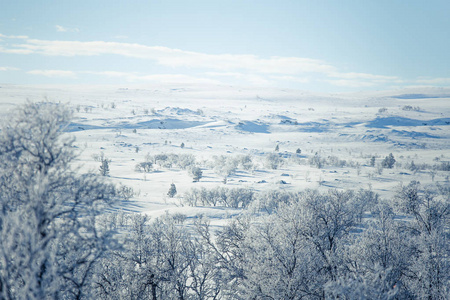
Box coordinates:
[391,93,450,99]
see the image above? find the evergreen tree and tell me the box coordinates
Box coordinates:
[100,158,110,176]
[382,153,396,169]
[167,183,177,198]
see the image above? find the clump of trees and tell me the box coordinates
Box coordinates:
[210,155,254,178]
[183,186,254,208]
[0,102,124,299]
[382,153,396,169]
[97,183,449,299]
[265,153,284,169]
[142,153,196,170]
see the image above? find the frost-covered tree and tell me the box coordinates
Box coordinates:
[190,167,203,182]
[135,161,153,173]
[0,102,120,299]
[264,153,283,170]
[95,213,197,300]
[392,181,450,298]
[99,158,110,176]
[199,189,358,299]
[325,265,398,299]
[381,153,396,169]
[370,156,376,167]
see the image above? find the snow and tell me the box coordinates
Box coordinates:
[1,83,449,227]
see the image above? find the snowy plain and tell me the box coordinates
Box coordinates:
[0,83,449,228]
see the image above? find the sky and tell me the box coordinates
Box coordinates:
[1,0,449,92]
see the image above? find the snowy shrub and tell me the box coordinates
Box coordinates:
[189,167,203,182]
[177,154,196,169]
[147,153,196,170]
[117,184,135,200]
[402,105,420,111]
[238,154,254,170]
[154,153,170,167]
[135,161,153,173]
[309,154,325,168]
[327,155,347,167]
[264,153,284,169]
[212,155,238,177]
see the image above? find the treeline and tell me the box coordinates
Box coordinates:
[98,182,449,299]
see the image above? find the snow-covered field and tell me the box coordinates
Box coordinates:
[1,84,448,226]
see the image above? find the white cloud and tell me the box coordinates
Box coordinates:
[327,79,377,88]
[27,69,77,78]
[205,72,272,85]
[84,71,221,84]
[0,37,336,75]
[7,34,444,90]
[55,25,80,33]
[0,66,20,71]
[415,77,450,85]
[328,72,399,81]
[0,33,28,39]
[270,75,310,84]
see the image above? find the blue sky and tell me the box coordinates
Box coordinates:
[1,0,449,91]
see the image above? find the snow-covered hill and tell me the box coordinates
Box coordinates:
[1,84,449,223]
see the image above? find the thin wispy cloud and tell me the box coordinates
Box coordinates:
[269,75,311,84]
[55,25,80,33]
[84,71,221,84]
[328,72,400,81]
[0,33,28,39]
[0,66,20,71]
[1,34,447,89]
[206,72,272,86]
[416,77,450,85]
[327,79,379,88]
[27,69,77,78]
[1,37,336,75]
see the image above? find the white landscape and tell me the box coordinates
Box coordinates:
[1,1,450,299]
[0,83,448,299]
